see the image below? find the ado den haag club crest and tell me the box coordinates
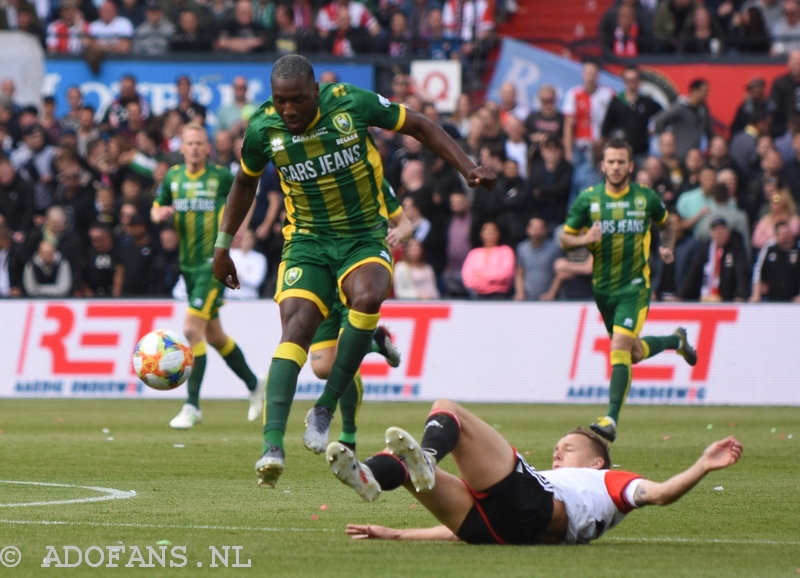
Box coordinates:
[285,267,303,286]
[333,113,354,135]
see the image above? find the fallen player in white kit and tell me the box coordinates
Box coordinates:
[326,399,742,544]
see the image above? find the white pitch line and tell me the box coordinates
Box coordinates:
[0,481,136,508]
[0,519,328,532]
[0,519,797,546]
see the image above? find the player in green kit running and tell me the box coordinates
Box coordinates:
[561,138,698,443]
[151,123,264,429]
[213,54,496,487]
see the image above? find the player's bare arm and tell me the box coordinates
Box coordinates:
[658,215,676,264]
[150,204,175,224]
[398,109,497,190]
[386,210,413,248]
[633,436,742,507]
[560,221,602,251]
[345,524,459,541]
[213,170,260,289]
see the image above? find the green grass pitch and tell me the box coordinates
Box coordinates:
[1,400,798,577]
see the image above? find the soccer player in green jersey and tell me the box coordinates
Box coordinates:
[212,54,496,487]
[561,138,698,443]
[151,123,264,429]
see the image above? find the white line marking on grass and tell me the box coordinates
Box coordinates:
[0,520,328,532]
[0,481,136,507]
[605,537,800,546]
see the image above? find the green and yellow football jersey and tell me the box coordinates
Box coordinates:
[564,182,668,295]
[154,163,233,271]
[240,82,406,240]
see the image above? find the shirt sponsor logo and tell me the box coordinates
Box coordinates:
[626,211,646,217]
[333,112,354,135]
[336,133,358,146]
[599,219,645,234]
[278,145,362,182]
[292,127,328,143]
[605,201,630,209]
[173,198,216,212]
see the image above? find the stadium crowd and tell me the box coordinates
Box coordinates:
[0,0,500,66]
[1,0,800,303]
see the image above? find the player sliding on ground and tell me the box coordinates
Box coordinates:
[213,54,496,487]
[560,138,698,442]
[327,399,742,544]
[151,123,263,429]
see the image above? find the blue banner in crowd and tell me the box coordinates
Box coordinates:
[486,38,624,110]
[44,60,374,129]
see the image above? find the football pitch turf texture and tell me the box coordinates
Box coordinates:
[1,400,798,577]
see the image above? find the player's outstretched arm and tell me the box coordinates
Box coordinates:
[633,436,743,507]
[657,214,676,264]
[346,524,459,541]
[560,221,602,251]
[213,170,260,289]
[397,109,496,190]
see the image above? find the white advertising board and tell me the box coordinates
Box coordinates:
[2,300,798,405]
[410,60,461,113]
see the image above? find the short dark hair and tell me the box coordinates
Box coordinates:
[689,78,708,92]
[272,54,315,83]
[567,427,611,470]
[750,111,772,126]
[602,137,633,160]
[582,58,602,71]
[623,65,639,76]
[89,221,112,233]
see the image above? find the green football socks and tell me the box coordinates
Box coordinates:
[186,342,207,409]
[607,350,632,423]
[218,336,258,391]
[640,335,681,360]
[263,343,307,453]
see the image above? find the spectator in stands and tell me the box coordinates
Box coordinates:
[82,221,122,297]
[405,0,434,38]
[119,213,158,295]
[752,186,800,249]
[729,5,771,53]
[211,130,234,168]
[0,154,34,242]
[781,130,800,202]
[600,0,653,54]
[100,75,150,133]
[118,0,145,28]
[528,135,572,229]
[679,148,704,193]
[225,229,267,300]
[321,4,373,55]
[731,78,775,137]
[601,66,662,163]
[441,191,472,298]
[215,0,269,53]
[0,219,24,296]
[145,225,179,295]
[657,131,687,193]
[133,0,176,56]
[87,1,133,54]
[658,212,698,299]
[462,221,514,300]
[39,96,62,145]
[273,3,319,55]
[770,0,800,53]
[251,0,276,30]
[642,155,677,209]
[402,194,432,246]
[524,84,564,160]
[169,9,213,51]
[23,239,72,297]
[59,86,83,134]
[393,237,440,299]
[15,2,44,46]
[217,76,252,131]
[316,0,380,39]
[76,106,99,158]
[46,0,89,54]
[678,5,724,54]
[497,82,529,123]
[562,60,614,165]
[552,224,594,301]
[717,167,742,205]
[742,147,784,224]
[174,75,206,125]
[730,110,772,183]
[475,103,506,151]
[676,164,718,234]
[442,0,494,59]
[388,134,425,191]
[751,220,800,301]
[514,216,559,301]
[603,3,641,56]
[569,140,603,209]
[654,78,712,159]
[382,11,413,57]
[52,155,96,245]
[678,216,750,301]
[94,183,116,227]
[770,49,800,137]
[10,124,56,213]
[502,115,529,178]
[707,135,738,175]
[695,183,752,259]
[653,0,698,52]
[740,0,783,32]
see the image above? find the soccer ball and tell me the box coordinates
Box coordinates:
[132,329,194,390]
